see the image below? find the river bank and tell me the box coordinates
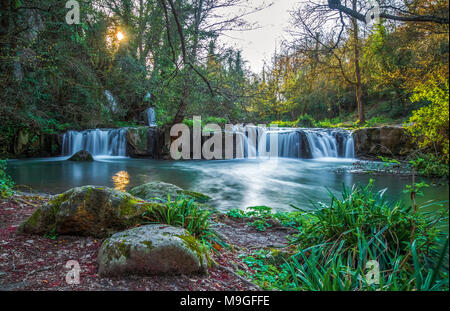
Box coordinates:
[0,192,292,291]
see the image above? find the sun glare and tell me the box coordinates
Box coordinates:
[116,31,124,41]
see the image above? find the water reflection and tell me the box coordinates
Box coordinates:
[112,170,130,192]
[6,157,449,212]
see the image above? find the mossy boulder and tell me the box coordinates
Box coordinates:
[18,186,162,238]
[179,190,211,203]
[68,150,94,162]
[129,181,211,203]
[97,224,208,276]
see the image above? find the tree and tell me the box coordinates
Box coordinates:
[328,0,449,24]
[289,0,368,123]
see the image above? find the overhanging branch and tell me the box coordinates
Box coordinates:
[327,0,449,24]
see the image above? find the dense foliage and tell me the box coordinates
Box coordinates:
[0,160,14,198]
[1,1,448,159]
[406,74,449,163]
[229,181,449,291]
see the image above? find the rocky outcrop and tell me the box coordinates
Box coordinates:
[13,128,61,158]
[126,126,160,158]
[129,182,212,203]
[298,131,313,159]
[97,224,208,276]
[68,150,94,162]
[18,186,162,238]
[353,126,414,159]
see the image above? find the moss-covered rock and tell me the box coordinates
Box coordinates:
[129,181,212,203]
[18,186,162,238]
[97,224,208,276]
[68,150,94,162]
[180,190,212,203]
[129,182,183,202]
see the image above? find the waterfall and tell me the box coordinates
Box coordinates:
[61,126,354,160]
[146,107,157,127]
[231,126,355,159]
[105,90,118,113]
[344,134,355,158]
[62,128,127,157]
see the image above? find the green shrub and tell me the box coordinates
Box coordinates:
[296,114,316,128]
[409,153,449,179]
[238,181,449,291]
[0,160,14,199]
[227,206,303,231]
[269,120,296,128]
[406,75,449,163]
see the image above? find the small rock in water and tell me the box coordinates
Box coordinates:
[68,150,94,162]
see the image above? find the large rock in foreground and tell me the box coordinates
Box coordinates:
[97,225,208,276]
[353,126,414,159]
[129,181,211,203]
[18,186,159,237]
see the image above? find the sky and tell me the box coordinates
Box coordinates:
[218,0,301,73]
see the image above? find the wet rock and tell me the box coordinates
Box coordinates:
[298,131,313,159]
[129,182,211,203]
[353,126,414,159]
[68,150,94,162]
[18,186,162,238]
[126,126,159,158]
[179,190,212,203]
[97,224,207,276]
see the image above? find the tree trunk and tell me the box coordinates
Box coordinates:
[352,0,365,123]
[171,0,203,125]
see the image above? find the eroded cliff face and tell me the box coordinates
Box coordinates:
[126,126,161,158]
[353,126,414,159]
[9,129,61,158]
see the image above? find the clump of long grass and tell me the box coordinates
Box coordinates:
[141,195,226,251]
[142,195,211,237]
[240,180,449,291]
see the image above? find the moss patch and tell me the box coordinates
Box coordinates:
[179,190,212,203]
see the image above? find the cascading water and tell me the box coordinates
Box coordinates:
[232,126,355,159]
[344,135,355,158]
[104,90,118,113]
[61,128,127,157]
[146,107,157,127]
[61,125,354,160]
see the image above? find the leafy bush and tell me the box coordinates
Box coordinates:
[227,206,303,231]
[406,76,449,163]
[0,160,14,198]
[238,181,449,291]
[182,116,228,129]
[409,153,449,179]
[296,114,316,128]
[269,120,296,128]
